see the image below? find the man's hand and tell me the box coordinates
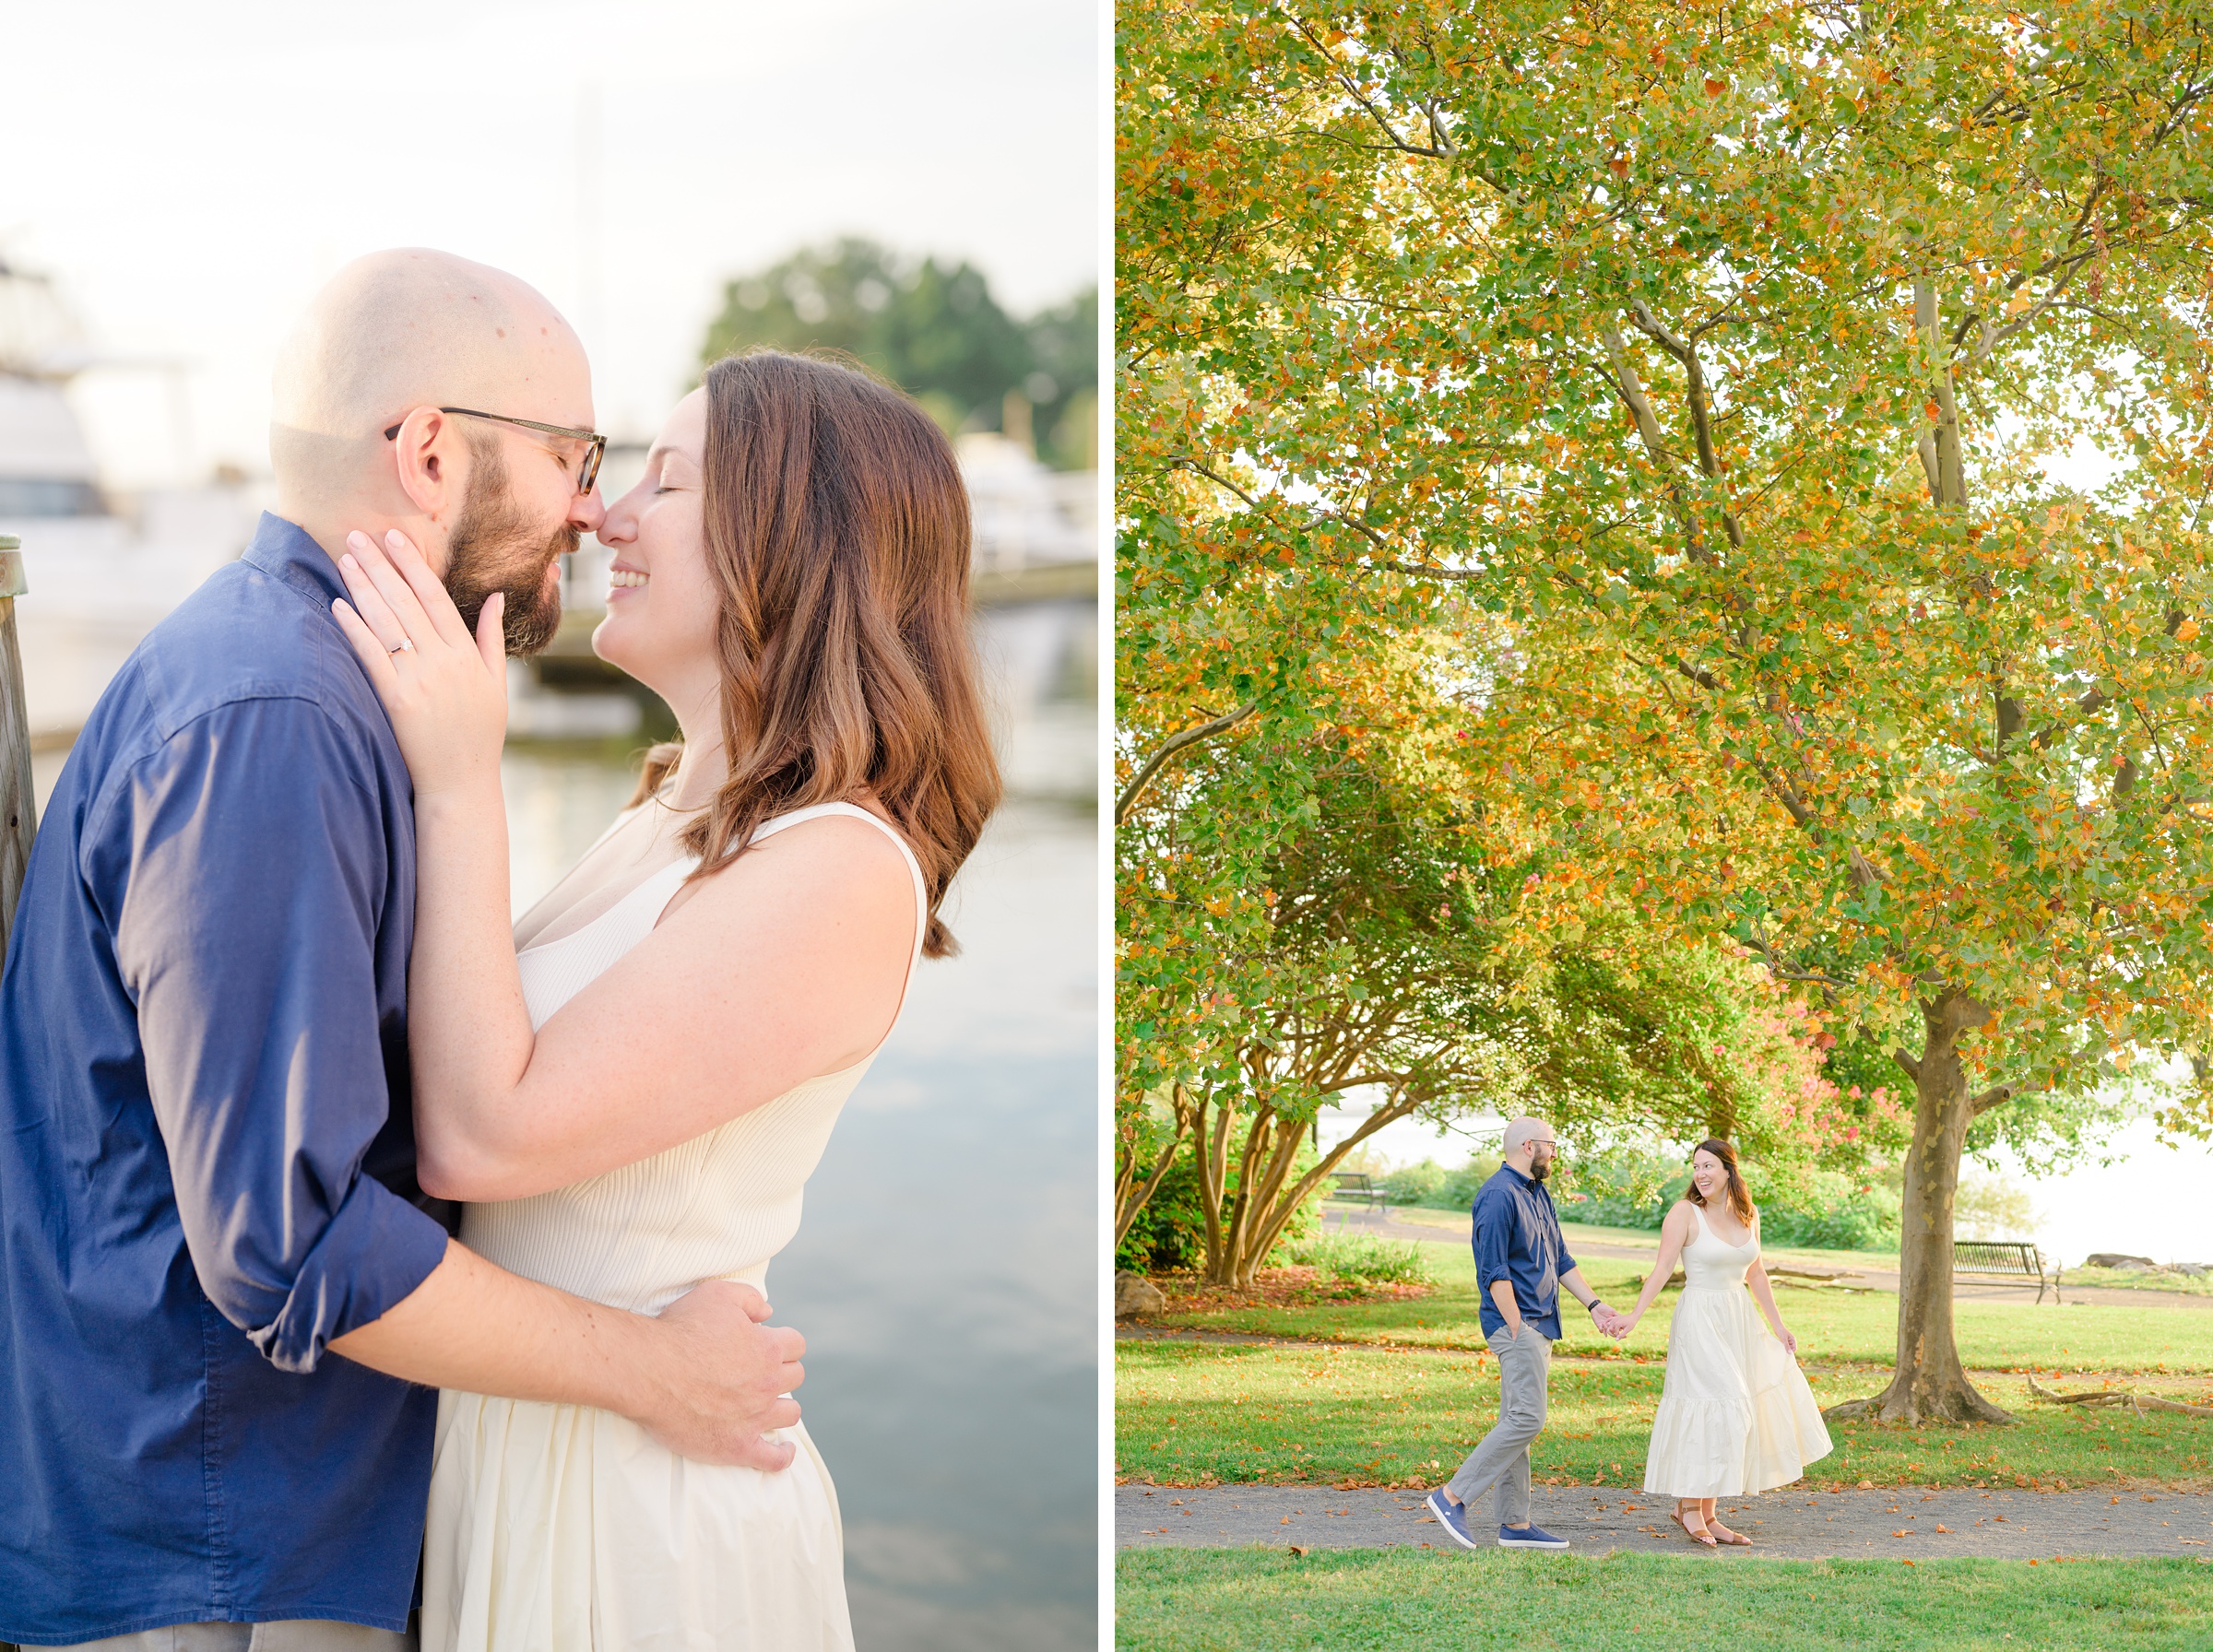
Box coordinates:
[1487,1277,1523,1339]
[633,1280,806,1469]
[331,1244,807,1468]
[1589,1304,1629,1339]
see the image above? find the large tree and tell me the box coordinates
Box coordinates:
[1119,0,2213,1419]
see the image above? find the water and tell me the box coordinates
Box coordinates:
[502,722,1098,1651]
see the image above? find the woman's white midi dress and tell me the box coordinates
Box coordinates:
[1641,1206,1833,1499]
[420,802,928,1651]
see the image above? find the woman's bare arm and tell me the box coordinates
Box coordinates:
[334,529,917,1203]
[409,805,915,1200]
[1620,1204,1693,1331]
[1745,1221,1796,1351]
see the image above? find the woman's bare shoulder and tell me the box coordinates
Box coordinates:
[676,807,917,932]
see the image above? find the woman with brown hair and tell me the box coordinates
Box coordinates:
[330,349,999,1647]
[1614,1139,1832,1547]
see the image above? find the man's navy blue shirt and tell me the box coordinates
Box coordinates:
[1471,1163,1578,1340]
[0,515,453,1643]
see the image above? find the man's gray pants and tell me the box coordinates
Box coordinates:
[1443,1325,1551,1528]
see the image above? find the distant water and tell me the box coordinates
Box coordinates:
[503,717,1098,1651]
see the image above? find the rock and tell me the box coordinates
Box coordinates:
[1116,1271,1168,1318]
[2085,1253,2159,1271]
[2176,1263,2207,1278]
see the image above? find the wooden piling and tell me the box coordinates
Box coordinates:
[0,536,37,945]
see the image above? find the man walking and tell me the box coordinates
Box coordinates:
[1426,1116,1625,1551]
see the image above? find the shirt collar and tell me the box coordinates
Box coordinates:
[240,513,348,613]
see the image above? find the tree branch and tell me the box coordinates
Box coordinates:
[1117,702,1262,826]
[1625,298,1745,549]
[1969,1084,2015,1117]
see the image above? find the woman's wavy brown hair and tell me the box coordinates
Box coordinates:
[1687,1138,1757,1230]
[631,348,1000,956]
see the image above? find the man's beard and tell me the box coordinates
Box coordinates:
[1530,1157,1551,1183]
[444,437,574,655]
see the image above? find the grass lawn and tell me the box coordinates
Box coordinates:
[1151,1236,2213,1377]
[1116,1339,2213,1489]
[1117,1549,2213,1650]
[2065,1264,2213,1298]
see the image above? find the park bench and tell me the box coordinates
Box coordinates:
[1954,1239,2060,1304]
[1329,1171,1390,1211]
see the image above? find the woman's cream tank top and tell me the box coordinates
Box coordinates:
[457,801,929,1313]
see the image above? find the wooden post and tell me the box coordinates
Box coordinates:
[0,536,37,947]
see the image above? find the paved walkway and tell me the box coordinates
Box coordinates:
[1118,1483,2213,1560]
[1320,1208,2213,1312]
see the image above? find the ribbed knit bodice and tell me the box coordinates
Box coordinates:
[457,802,928,1315]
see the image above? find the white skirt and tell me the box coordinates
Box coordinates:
[1643,1284,1832,1498]
[421,1391,852,1651]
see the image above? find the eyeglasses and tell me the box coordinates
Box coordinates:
[383,407,606,495]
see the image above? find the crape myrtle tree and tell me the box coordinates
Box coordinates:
[1119,0,2213,1419]
[1118,700,1842,1289]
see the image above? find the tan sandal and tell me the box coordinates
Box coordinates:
[1670,1509,1718,1548]
[1706,1520,1752,1547]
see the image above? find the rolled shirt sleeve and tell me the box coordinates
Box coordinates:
[104,696,448,1373]
[1472,1185,1511,1298]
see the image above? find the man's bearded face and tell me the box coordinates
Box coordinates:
[443,432,574,655]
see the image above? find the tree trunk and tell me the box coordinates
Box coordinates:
[1838,990,2013,1425]
[1192,1090,1236,1284]
[1200,1088,1426,1287]
[1113,1085,1193,1246]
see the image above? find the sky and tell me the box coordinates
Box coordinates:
[2,0,1099,485]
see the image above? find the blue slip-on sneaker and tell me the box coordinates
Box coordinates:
[1498,1523,1571,1550]
[1424,1489,1483,1552]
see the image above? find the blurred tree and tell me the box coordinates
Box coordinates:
[699,238,1096,466]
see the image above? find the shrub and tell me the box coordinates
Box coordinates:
[1554,1143,1902,1251]
[1382,1158,1450,1207]
[1565,1145,1689,1231]
[1756,1179,1899,1250]
[1116,1133,1326,1274]
[1282,1231,1436,1286]
[1116,1152,1208,1273]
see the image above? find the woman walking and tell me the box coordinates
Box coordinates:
[1615,1139,1832,1546]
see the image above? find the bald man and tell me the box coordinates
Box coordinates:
[1424,1117,1627,1552]
[0,252,803,1649]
